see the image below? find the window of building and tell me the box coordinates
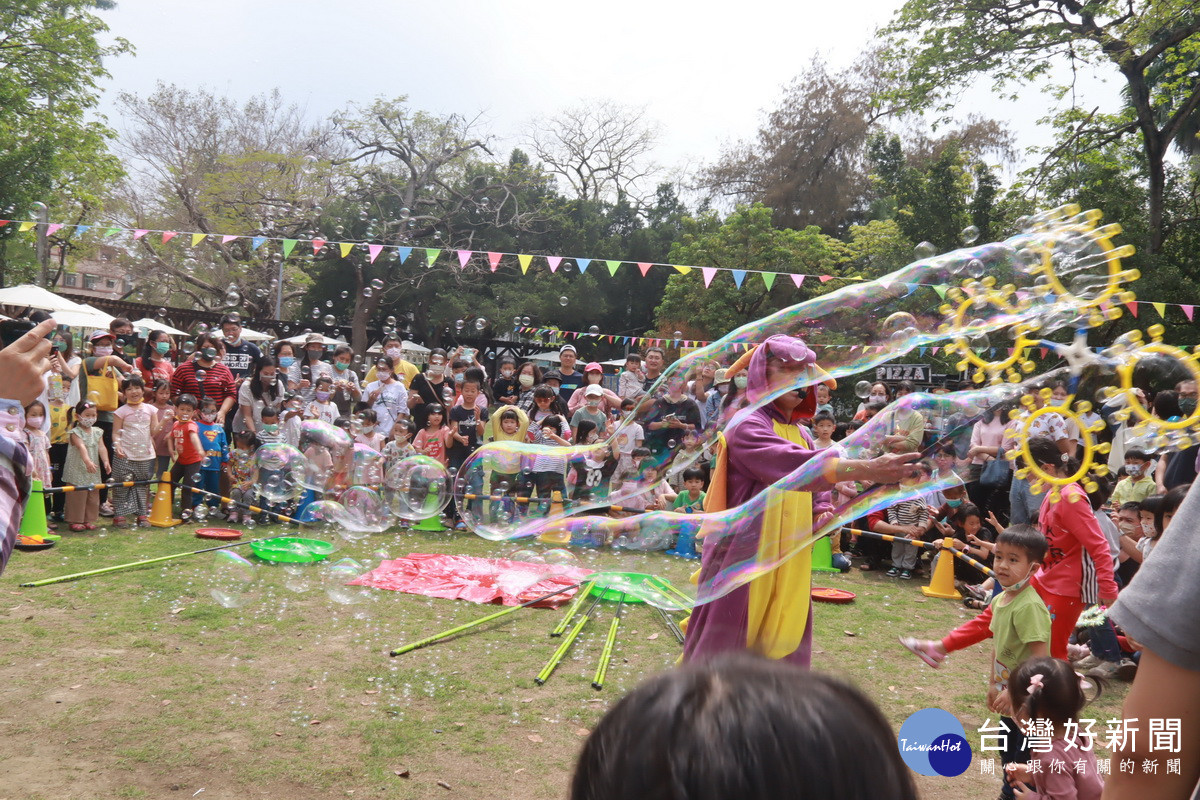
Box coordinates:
[105,279,115,289]
[63,273,77,287]
[83,274,97,290]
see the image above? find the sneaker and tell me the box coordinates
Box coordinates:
[227,512,239,525]
[136,516,150,527]
[1116,658,1139,681]
[99,502,114,517]
[886,567,900,577]
[1067,643,1091,662]
[1085,660,1123,680]
[899,636,946,668]
[900,569,914,580]
[1074,654,1104,672]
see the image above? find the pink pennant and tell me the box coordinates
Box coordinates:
[1183,305,1195,322]
[367,244,384,263]
[818,275,834,283]
[161,231,178,244]
[221,235,238,244]
[46,223,64,236]
[547,256,562,273]
[931,347,940,355]
[791,274,805,288]
[1125,302,1139,318]
[637,262,653,277]
[488,252,503,271]
[1039,347,1049,359]
[132,229,149,240]
[311,238,326,254]
[701,267,717,288]
[457,250,472,268]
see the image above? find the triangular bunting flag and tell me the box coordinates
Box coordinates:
[18,221,35,232]
[637,262,653,277]
[368,244,384,263]
[425,248,441,266]
[104,227,121,237]
[161,231,178,244]
[396,247,412,264]
[191,233,206,246]
[731,270,747,289]
[1183,305,1195,322]
[575,258,589,274]
[312,238,326,254]
[791,274,804,289]
[517,254,532,274]
[1039,347,1049,359]
[547,256,562,273]
[931,347,940,355]
[1125,302,1139,318]
[673,265,692,275]
[457,250,472,268]
[933,285,948,299]
[221,235,238,244]
[918,347,927,356]
[487,252,503,271]
[818,275,834,283]
[761,272,777,291]
[132,229,149,240]
[46,223,64,236]
[282,239,297,258]
[0,220,9,227]
[903,283,918,295]
[1152,302,1166,319]
[74,225,90,237]
[606,260,622,276]
[251,236,267,251]
[701,267,717,288]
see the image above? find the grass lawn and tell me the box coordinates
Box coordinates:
[0,522,1130,800]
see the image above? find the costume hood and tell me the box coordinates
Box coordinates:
[726,335,835,420]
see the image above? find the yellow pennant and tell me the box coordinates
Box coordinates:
[191,233,206,246]
[18,221,35,232]
[339,242,354,258]
[518,254,533,274]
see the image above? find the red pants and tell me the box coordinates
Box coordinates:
[940,579,1085,660]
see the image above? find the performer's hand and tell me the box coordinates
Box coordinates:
[853,452,921,484]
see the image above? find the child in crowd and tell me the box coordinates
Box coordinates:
[810,411,836,450]
[111,376,160,527]
[254,411,290,520]
[529,413,571,500]
[306,376,338,424]
[482,406,528,518]
[1109,449,1155,506]
[226,431,257,525]
[256,405,283,445]
[63,400,108,531]
[571,384,610,436]
[612,398,645,488]
[666,430,709,491]
[1003,657,1105,800]
[383,418,417,468]
[886,461,932,579]
[299,430,334,511]
[363,356,407,437]
[672,468,706,513]
[195,397,228,516]
[568,422,618,503]
[414,403,449,465]
[619,462,676,514]
[354,408,386,452]
[168,394,206,522]
[901,525,1051,800]
[617,353,645,399]
[151,379,174,479]
[47,392,71,522]
[282,394,304,448]
[24,401,54,527]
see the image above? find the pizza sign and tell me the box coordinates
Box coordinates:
[875,364,932,383]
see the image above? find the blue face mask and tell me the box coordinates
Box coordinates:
[947,498,963,507]
[155,341,170,355]
[261,423,279,433]
[279,356,295,368]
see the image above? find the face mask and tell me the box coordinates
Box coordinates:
[1002,564,1037,594]
[93,346,112,357]
[279,356,295,368]
[200,348,217,361]
[224,333,241,344]
[1181,398,1198,416]
[334,361,349,372]
[261,374,276,384]
[586,435,599,444]
[360,425,374,434]
[78,416,95,427]
[501,369,513,378]
[429,364,445,376]
[587,397,601,407]
[1118,521,1137,535]
[54,340,68,352]
[734,376,748,389]
[454,373,464,384]
[155,341,171,355]
[315,391,331,402]
[26,416,43,429]
[385,347,402,359]
[947,498,963,507]
[1126,465,1142,477]
[378,371,392,381]
[261,423,279,433]
[307,349,322,359]
[518,374,534,388]
[869,393,887,403]
[201,412,216,422]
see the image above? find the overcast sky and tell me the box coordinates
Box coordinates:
[96,0,1119,187]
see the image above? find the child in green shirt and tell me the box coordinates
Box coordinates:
[672,468,706,514]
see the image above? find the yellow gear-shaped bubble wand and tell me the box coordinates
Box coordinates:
[1006,387,1110,503]
[1106,325,1200,446]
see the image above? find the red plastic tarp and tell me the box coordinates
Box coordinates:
[348,553,594,607]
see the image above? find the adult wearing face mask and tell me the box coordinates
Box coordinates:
[288,334,333,403]
[136,329,176,385]
[703,368,731,429]
[362,336,419,387]
[854,382,890,421]
[408,349,452,430]
[1160,378,1199,490]
[328,345,362,415]
[237,356,285,434]
[170,333,236,424]
[514,362,543,412]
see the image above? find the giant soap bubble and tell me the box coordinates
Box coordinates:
[254,442,306,504]
[383,456,452,521]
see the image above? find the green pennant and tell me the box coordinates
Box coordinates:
[606,259,622,276]
[425,248,441,266]
[761,272,777,291]
[934,284,948,299]
[282,239,297,258]
[104,227,122,237]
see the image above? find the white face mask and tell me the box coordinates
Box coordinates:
[733,376,748,389]
[78,416,95,427]
[385,347,402,359]
[869,393,887,403]
[1126,465,1142,477]
[361,425,374,434]
[587,397,601,407]
[518,374,534,388]
[93,346,112,357]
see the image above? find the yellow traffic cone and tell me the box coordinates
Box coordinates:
[921,537,962,599]
[19,479,50,537]
[149,471,181,528]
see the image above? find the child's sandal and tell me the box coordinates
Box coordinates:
[70,524,86,532]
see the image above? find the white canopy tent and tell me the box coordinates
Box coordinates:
[0,284,92,313]
[239,326,273,343]
[48,304,116,330]
[523,350,564,365]
[132,317,189,336]
[278,332,344,346]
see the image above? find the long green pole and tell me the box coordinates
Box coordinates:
[591,593,625,690]
[389,583,582,657]
[536,593,602,685]
[550,580,595,637]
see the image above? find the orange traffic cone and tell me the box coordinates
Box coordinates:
[921,537,962,599]
[149,471,181,528]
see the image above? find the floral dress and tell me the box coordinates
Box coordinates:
[62,425,104,487]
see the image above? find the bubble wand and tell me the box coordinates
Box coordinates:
[536,592,602,685]
[592,592,626,690]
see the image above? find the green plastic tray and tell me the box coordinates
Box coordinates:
[249,537,336,564]
[587,571,692,608]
